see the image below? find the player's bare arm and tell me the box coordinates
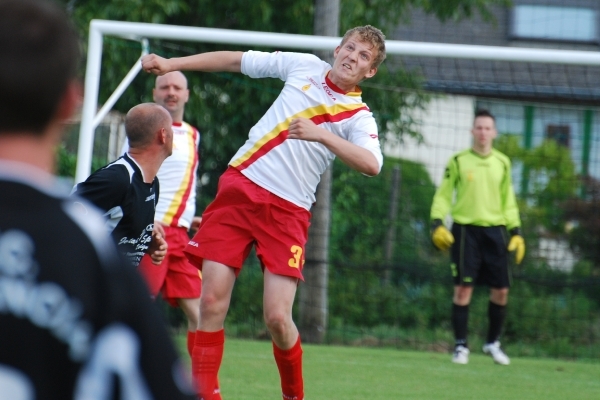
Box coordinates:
[288,117,380,176]
[142,51,243,75]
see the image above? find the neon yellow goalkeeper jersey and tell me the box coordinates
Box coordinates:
[430,148,521,230]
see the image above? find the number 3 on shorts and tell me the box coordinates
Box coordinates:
[288,245,303,269]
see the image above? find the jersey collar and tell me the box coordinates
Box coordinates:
[325,71,363,96]
[469,148,494,159]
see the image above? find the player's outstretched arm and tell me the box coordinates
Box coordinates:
[141,51,243,75]
[288,117,380,176]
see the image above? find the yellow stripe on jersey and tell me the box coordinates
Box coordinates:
[230,102,366,168]
[163,124,196,225]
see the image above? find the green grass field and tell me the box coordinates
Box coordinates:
[175,335,600,399]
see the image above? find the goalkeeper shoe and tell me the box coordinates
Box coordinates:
[452,345,469,364]
[482,341,510,365]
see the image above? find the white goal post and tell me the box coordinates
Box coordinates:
[76,19,600,183]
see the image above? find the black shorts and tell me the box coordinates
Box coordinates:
[450,223,511,288]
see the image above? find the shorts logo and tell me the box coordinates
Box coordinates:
[188,240,199,247]
[288,245,304,269]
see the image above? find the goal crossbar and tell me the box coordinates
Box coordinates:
[75,19,600,183]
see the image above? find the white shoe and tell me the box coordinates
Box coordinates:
[483,341,510,365]
[452,345,470,364]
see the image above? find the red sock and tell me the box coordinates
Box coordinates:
[187,331,196,358]
[192,329,224,400]
[212,378,223,400]
[273,336,304,400]
[190,331,222,399]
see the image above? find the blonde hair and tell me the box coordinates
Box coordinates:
[340,25,386,68]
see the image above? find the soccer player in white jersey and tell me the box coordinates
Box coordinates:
[142,25,386,400]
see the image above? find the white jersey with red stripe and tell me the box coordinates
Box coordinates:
[156,121,199,228]
[233,50,383,210]
[122,121,200,229]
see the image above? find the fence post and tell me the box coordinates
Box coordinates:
[384,164,401,285]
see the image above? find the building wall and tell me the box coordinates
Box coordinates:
[384,94,475,186]
[388,1,600,102]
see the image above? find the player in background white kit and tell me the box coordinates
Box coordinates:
[142,25,386,400]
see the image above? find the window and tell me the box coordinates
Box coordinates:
[546,124,570,147]
[510,5,597,43]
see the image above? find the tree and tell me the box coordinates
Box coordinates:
[62,0,508,198]
[495,134,578,234]
[562,177,600,274]
[298,0,339,344]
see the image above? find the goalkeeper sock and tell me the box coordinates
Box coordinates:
[273,336,304,400]
[187,330,196,357]
[487,301,507,344]
[193,329,224,400]
[452,303,469,348]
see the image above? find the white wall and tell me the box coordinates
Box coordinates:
[537,237,577,272]
[384,94,475,186]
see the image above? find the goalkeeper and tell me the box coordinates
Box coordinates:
[430,109,525,366]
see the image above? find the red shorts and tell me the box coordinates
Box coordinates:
[138,225,202,307]
[184,168,311,280]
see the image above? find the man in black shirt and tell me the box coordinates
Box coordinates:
[72,103,173,267]
[0,1,196,398]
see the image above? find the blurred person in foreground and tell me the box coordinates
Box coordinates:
[0,0,196,398]
[430,109,525,366]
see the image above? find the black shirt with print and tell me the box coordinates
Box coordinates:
[72,154,159,267]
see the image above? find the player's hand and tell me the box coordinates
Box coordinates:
[141,54,171,76]
[288,117,324,142]
[507,228,525,265]
[189,216,202,236]
[431,219,454,251]
[149,223,168,265]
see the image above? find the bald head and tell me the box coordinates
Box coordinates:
[125,103,172,149]
[153,71,189,122]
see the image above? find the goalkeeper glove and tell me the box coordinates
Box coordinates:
[431,219,454,251]
[507,228,525,265]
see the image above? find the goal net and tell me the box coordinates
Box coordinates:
[73,20,600,360]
